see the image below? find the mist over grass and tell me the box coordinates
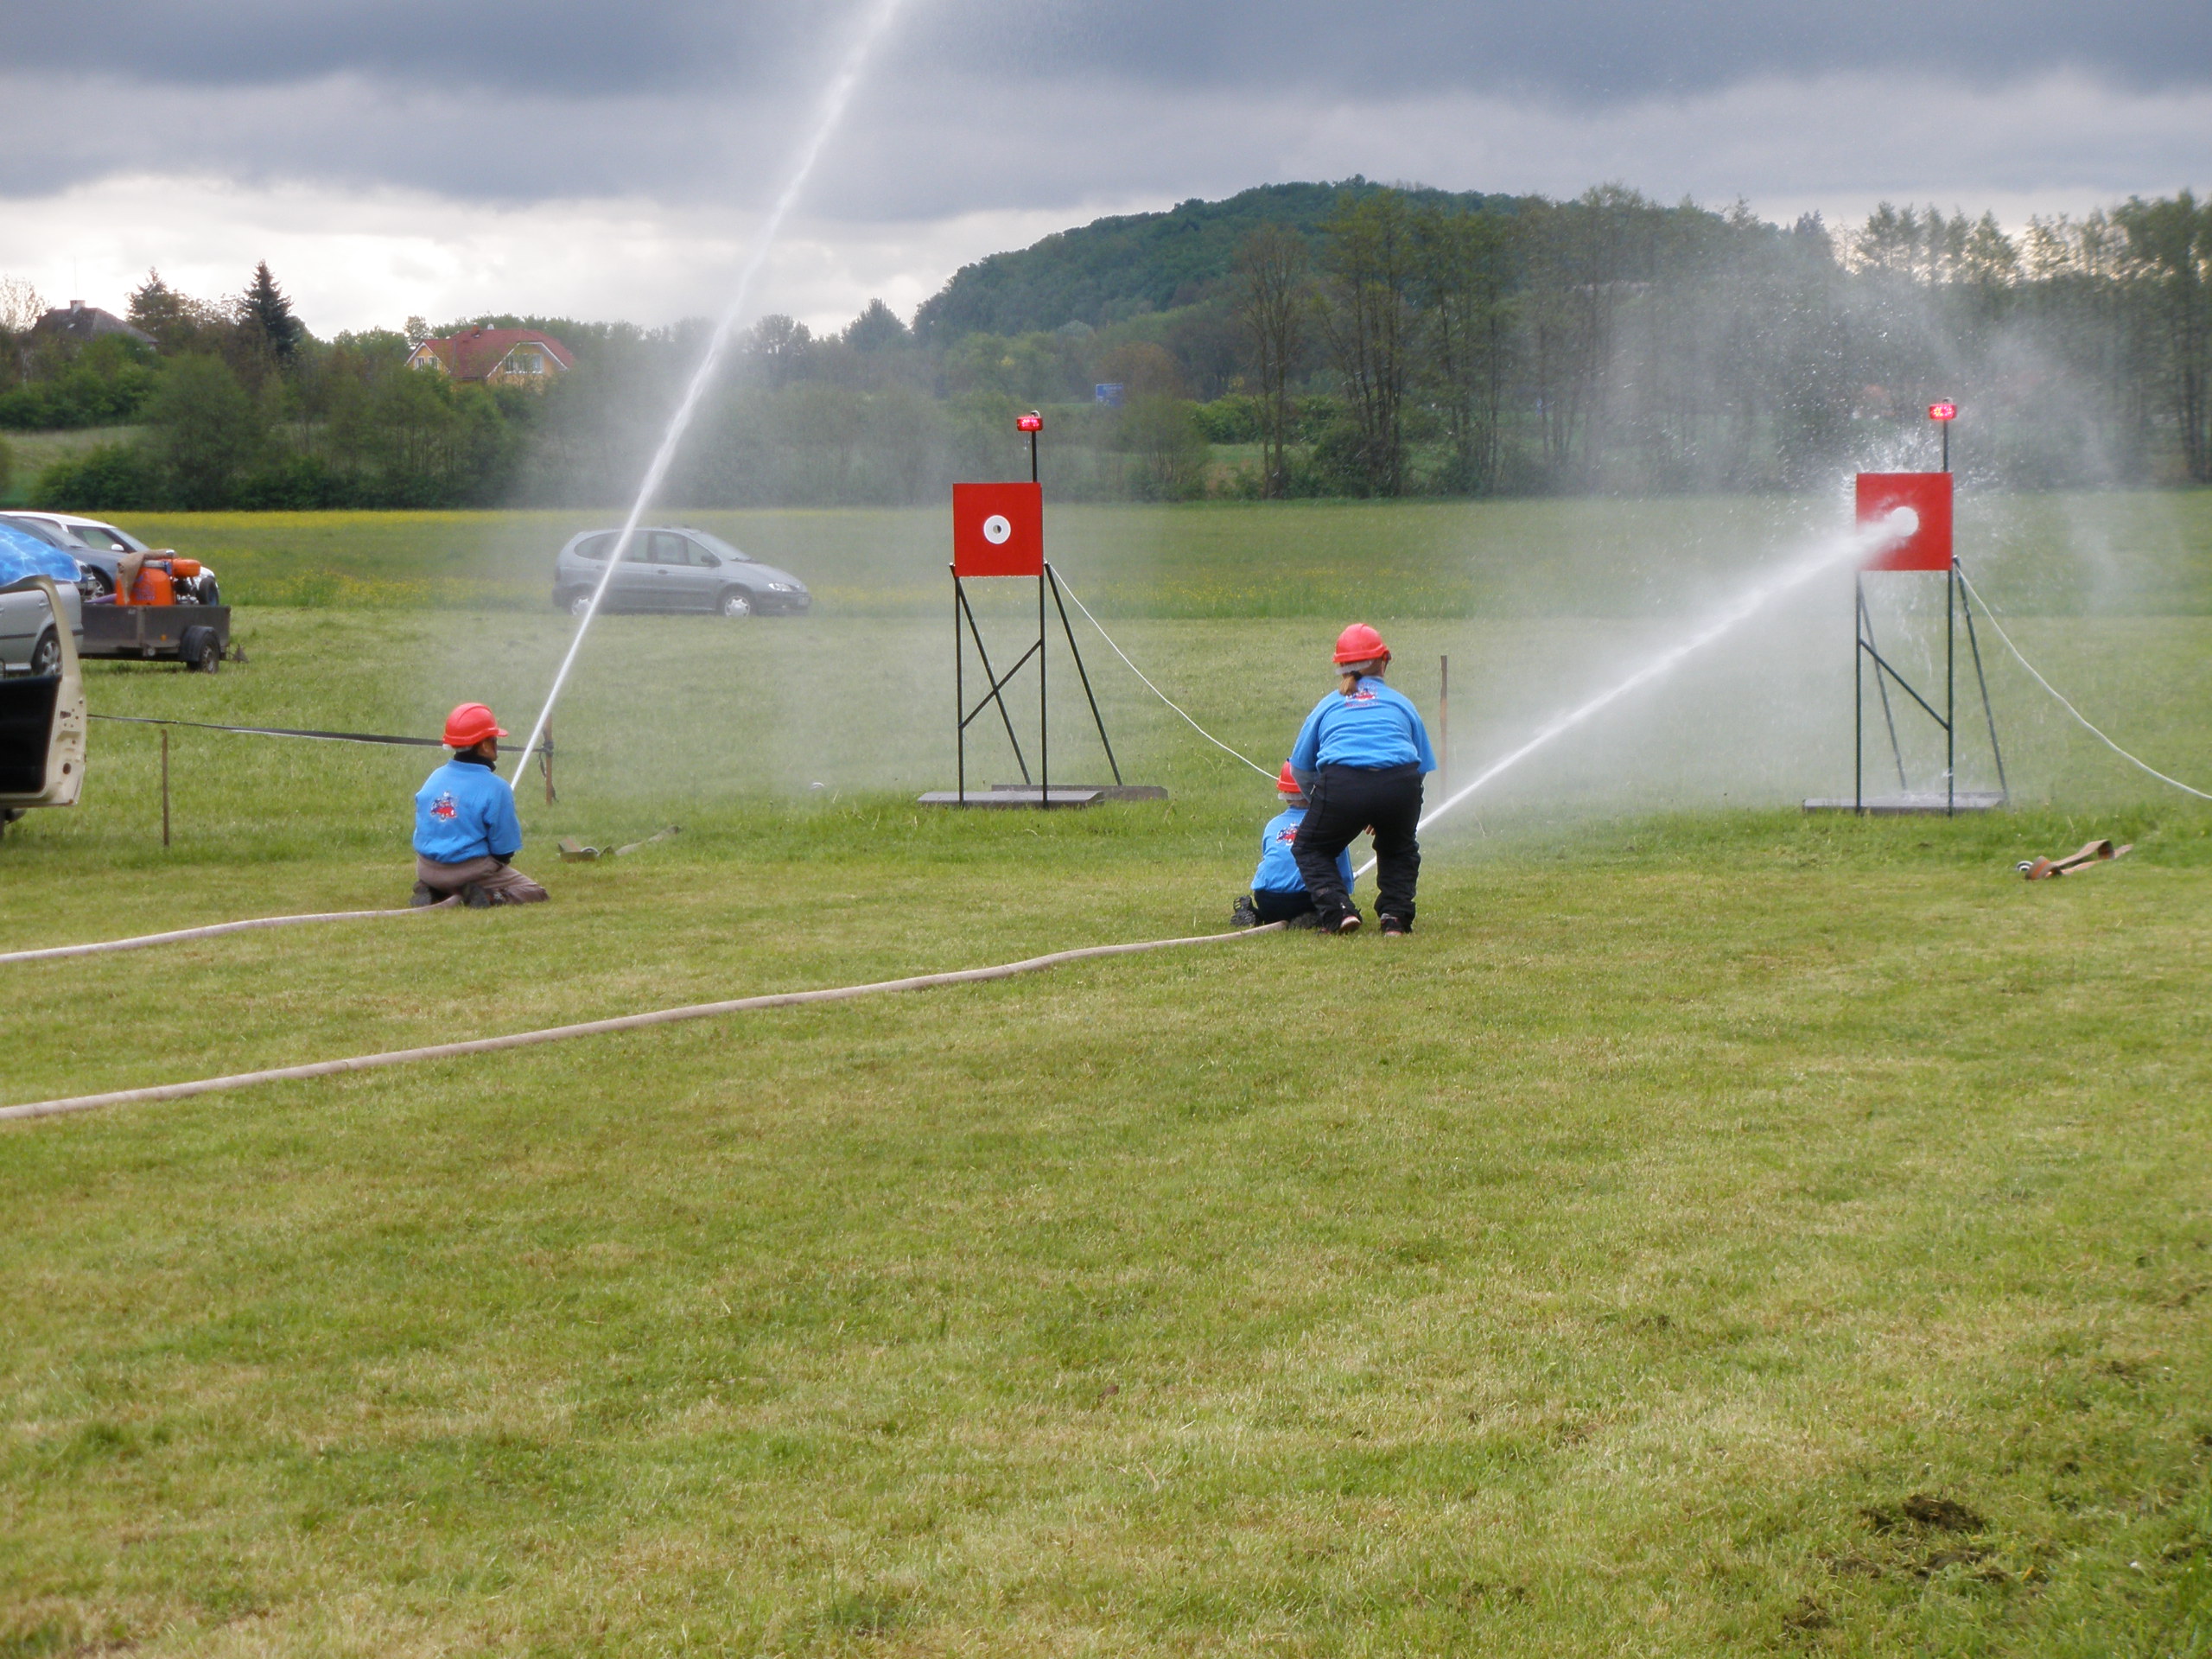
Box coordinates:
[57,491,2209,822]
[109,489,2212,616]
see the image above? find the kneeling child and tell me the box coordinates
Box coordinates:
[1231,763,1353,929]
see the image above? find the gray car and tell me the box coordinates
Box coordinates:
[551,528,810,618]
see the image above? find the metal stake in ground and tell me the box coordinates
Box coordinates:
[1022,410,1047,809]
[1439,654,1449,799]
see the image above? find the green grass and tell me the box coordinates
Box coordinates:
[104,490,2212,618]
[4,499,2211,1654]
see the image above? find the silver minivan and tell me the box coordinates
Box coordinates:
[551,528,811,618]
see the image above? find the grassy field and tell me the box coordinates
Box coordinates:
[101,490,2212,618]
[4,497,2211,1655]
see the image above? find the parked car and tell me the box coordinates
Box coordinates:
[0,524,85,676]
[0,512,220,605]
[551,528,810,618]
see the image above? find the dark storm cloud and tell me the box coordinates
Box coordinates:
[12,0,2210,97]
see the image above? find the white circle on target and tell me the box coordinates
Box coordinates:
[982,514,1013,545]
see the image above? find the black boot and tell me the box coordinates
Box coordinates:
[1230,893,1260,929]
[409,881,441,908]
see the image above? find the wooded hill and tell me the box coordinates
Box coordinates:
[4,180,2209,511]
[912,180,1514,341]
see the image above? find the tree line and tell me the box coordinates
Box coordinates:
[3,181,2207,512]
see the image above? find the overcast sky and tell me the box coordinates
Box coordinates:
[2,0,2204,336]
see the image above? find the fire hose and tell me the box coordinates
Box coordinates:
[1,923,1283,1123]
[0,899,458,966]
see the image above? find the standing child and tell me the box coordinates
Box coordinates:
[1231,763,1354,930]
[1286,624,1435,937]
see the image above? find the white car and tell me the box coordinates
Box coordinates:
[0,512,219,604]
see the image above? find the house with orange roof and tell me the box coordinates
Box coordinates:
[406,327,575,387]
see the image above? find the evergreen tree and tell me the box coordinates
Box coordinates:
[238,261,304,365]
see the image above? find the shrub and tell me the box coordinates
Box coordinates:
[1191,394,1262,444]
[236,455,349,510]
[31,442,165,511]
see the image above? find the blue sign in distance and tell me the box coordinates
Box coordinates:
[1094,383,1125,407]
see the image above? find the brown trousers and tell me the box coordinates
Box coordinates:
[416,854,549,904]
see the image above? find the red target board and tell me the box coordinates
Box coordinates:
[1855,471,1954,571]
[952,481,1043,577]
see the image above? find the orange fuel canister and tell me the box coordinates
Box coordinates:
[124,560,175,607]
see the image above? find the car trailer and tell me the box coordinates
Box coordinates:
[80,602,233,672]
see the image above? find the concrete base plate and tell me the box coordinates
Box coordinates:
[1802,791,2005,815]
[990,782,1166,802]
[918,783,1167,808]
[918,789,1104,808]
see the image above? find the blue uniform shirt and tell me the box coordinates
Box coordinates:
[413,755,523,862]
[1251,805,1355,895]
[1289,677,1437,773]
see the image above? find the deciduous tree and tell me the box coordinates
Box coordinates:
[1230,224,1310,498]
[2116,191,2211,482]
[1317,191,1418,495]
[1414,207,1514,494]
[144,355,264,507]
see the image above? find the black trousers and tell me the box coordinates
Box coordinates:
[1291,763,1423,923]
[1251,887,1318,924]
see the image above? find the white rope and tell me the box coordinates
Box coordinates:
[0,898,459,966]
[1,923,1283,1122]
[1957,569,2212,803]
[1050,575,1277,780]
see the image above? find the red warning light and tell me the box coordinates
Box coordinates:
[1928,401,1958,422]
[1015,411,1044,433]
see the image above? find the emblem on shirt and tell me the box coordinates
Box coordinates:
[431,791,459,821]
[1277,828,1299,844]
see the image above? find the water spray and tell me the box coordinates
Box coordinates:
[1357,510,1916,874]
[506,0,909,787]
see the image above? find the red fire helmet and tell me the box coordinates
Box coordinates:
[442,702,508,748]
[1016,410,1044,433]
[1333,622,1390,665]
[1277,761,1302,796]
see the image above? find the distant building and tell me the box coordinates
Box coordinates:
[406,327,575,387]
[32,302,156,348]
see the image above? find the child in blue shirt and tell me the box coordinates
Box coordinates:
[410,702,549,907]
[1232,763,1354,930]
[1285,624,1435,937]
